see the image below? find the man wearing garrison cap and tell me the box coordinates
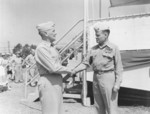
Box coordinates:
[35,21,73,114]
[72,24,123,114]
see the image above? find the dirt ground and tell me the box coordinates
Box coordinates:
[0,81,150,114]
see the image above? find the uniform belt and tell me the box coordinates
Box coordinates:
[40,74,49,76]
[40,73,60,76]
[95,69,114,74]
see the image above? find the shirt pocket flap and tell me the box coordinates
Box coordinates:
[102,52,113,59]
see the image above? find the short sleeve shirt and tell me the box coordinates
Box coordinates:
[35,41,71,75]
[84,41,123,73]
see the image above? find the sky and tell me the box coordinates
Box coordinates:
[0,0,84,48]
[0,0,150,51]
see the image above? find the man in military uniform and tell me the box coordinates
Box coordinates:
[22,48,36,67]
[22,48,38,86]
[35,21,73,114]
[73,24,123,114]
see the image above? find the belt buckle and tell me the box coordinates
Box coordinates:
[100,71,105,74]
[96,70,104,75]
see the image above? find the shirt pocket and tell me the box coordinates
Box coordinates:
[102,52,114,62]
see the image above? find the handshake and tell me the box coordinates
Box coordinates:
[70,68,78,77]
[67,63,87,77]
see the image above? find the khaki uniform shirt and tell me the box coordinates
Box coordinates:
[14,57,22,65]
[84,41,123,88]
[35,41,71,76]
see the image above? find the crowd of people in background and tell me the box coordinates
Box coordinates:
[0,47,38,92]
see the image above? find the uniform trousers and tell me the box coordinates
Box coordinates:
[38,74,63,114]
[93,71,118,114]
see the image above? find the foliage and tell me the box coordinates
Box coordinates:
[30,44,37,49]
[21,44,31,59]
[12,43,22,55]
[12,43,37,59]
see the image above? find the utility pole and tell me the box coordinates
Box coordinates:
[8,41,11,53]
[99,0,101,18]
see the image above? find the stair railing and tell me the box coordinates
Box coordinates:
[61,43,83,64]
[24,63,39,99]
[59,31,83,55]
[54,19,83,45]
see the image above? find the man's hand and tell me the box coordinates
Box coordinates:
[70,69,77,77]
[72,69,77,74]
[113,85,119,93]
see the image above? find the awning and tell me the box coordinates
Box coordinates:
[110,0,150,7]
[121,49,150,70]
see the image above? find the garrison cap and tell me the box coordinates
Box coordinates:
[94,24,109,33]
[36,21,55,32]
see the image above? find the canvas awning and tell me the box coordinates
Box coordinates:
[110,0,150,7]
[121,49,150,70]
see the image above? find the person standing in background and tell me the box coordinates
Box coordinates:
[0,53,7,86]
[22,48,38,85]
[0,53,11,90]
[14,52,23,83]
[8,54,17,81]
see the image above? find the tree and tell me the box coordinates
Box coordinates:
[21,44,31,59]
[12,43,38,58]
[30,44,37,49]
[13,43,22,54]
